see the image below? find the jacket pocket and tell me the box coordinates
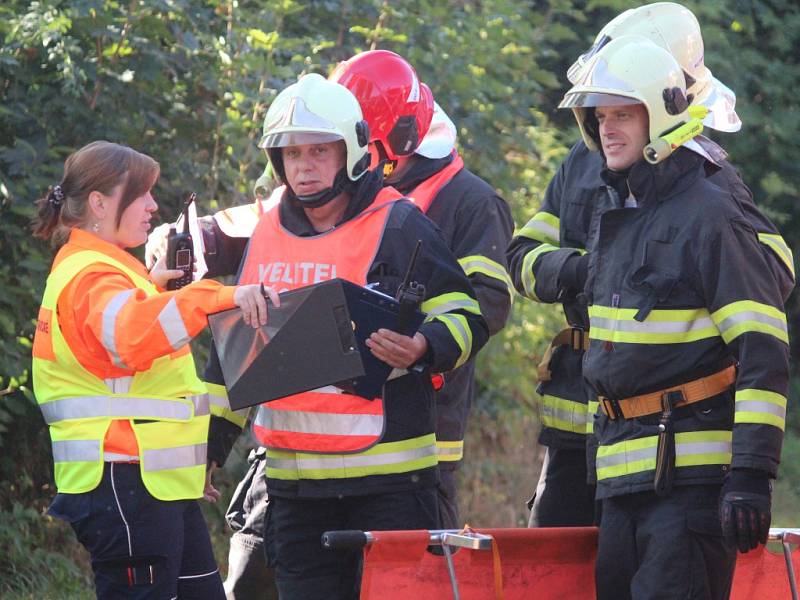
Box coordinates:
[629,264,679,321]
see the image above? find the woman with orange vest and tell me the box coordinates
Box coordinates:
[31,140,274,600]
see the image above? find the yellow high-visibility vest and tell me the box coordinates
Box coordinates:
[33,249,209,500]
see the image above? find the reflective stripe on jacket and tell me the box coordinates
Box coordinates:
[397,152,514,467]
[507,139,794,450]
[581,149,789,499]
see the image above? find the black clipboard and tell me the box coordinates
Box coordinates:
[208,278,426,409]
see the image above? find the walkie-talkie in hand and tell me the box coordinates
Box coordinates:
[395,240,425,335]
[166,193,196,290]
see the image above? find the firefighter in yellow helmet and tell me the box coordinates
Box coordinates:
[559,36,788,599]
[508,1,793,531]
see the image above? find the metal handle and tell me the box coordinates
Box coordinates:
[769,528,800,600]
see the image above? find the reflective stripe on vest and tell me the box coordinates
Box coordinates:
[265,433,437,480]
[40,396,195,424]
[142,443,207,472]
[435,439,464,462]
[539,394,589,434]
[241,187,402,453]
[32,248,209,500]
[595,430,732,481]
[254,403,384,437]
[407,153,464,213]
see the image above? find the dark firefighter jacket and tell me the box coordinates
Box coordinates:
[582,148,789,499]
[201,155,513,472]
[391,153,514,469]
[205,169,489,498]
[507,139,794,455]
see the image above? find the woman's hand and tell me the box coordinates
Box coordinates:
[234,284,280,328]
[149,253,186,289]
[366,330,428,369]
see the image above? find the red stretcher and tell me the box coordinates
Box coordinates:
[322,527,800,600]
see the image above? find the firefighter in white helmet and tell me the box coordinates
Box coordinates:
[203,73,488,600]
[508,1,794,531]
[567,1,740,133]
[559,35,788,599]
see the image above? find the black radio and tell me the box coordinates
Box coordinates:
[166,192,196,290]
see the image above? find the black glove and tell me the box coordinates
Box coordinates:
[720,468,772,553]
[558,253,589,295]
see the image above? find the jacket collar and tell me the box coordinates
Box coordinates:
[64,228,151,277]
[278,168,385,236]
[390,154,454,196]
[607,147,716,206]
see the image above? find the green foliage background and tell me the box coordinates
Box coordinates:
[0,1,797,595]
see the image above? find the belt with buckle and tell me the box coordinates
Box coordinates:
[599,365,736,420]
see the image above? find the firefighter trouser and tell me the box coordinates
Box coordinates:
[437,465,461,530]
[49,462,224,600]
[268,487,439,600]
[596,485,736,600]
[528,446,596,527]
[223,450,277,600]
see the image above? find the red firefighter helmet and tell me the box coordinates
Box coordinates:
[330,50,434,161]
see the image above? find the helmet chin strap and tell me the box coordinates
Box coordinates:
[288,168,351,209]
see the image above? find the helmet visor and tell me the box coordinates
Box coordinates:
[559,92,641,109]
[567,34,613,84]
[259,96,342,148]
[259,131,343,149]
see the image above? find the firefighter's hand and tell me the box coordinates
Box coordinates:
[720,468,772,553]
[366,329,428,369]
[149,254,186,289]
[146,222,172,269]
[234,284,279,328]
[203,461,221,503]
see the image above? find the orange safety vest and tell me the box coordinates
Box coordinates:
[242,186,404,453]
[406,152,464,213]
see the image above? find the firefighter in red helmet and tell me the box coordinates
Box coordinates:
[330,49,514,530]
[331,49,435,171]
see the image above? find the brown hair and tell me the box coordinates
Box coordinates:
[31,141,160,246]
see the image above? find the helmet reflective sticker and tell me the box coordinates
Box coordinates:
[268,97,336,132]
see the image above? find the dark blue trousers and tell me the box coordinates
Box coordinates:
[596,485,736,600]
[49,462,225,600]
[267,487,439,600]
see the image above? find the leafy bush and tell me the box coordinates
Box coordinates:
[0,502,92,599]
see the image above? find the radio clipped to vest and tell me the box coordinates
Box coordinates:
[395,239,426,335]
[166,193,196,290]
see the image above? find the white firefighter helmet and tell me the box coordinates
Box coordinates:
[259,73,371,183]
[559,35,690,154]
[567,2,741,132]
